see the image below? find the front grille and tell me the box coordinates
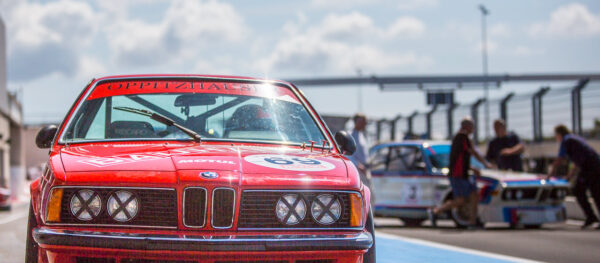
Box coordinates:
[238,191,352,229]
[59,187,177,227]
[212,188,236,228]
[184,187,207,227]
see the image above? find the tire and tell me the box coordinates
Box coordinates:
[363,209,376,263]
[445,194,482,229]
[25,202,38,263]
[400,218,424,227]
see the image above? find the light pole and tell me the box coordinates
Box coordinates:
[479,4,490,141]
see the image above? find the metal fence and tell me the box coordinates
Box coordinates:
[371,80,600,144]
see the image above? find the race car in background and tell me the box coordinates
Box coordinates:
[369,141,569,228]
[0,187,10,210]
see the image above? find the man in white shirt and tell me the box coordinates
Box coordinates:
[349,113,371,186]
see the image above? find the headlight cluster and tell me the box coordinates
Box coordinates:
[47,188,140,223]
[502,188,528,201]
[275,194,342,226]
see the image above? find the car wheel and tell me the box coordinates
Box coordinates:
[399,218,424,227]
[446,194,482,229]
[363,209,376,263]
[25,202,38,263]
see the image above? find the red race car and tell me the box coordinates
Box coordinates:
[26,75,375,263]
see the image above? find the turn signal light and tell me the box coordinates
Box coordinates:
[46,188,63,223]
[349,193,364,227]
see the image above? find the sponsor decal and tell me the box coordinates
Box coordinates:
[78,154,169,167]
[244,154,335,171]
[178,159,235,165]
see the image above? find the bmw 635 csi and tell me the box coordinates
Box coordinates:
[26,75,375,263]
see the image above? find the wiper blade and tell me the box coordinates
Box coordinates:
[113,106,201,143]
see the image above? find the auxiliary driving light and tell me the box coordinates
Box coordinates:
[515,190,523,200]
[311,194,341,225]
[276,194,306,225]
[70,189,102,221]
[107,190,139,222]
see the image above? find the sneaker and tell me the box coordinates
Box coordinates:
[582,218,598,229]
[427,208,437,228]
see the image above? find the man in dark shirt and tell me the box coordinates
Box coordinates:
[548,124,600,229]
[486,119,524,171]
[429,117,491,228]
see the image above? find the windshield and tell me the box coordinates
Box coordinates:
[424,144,484,174]
[61,80,327,145]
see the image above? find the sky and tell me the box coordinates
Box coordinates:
[1,0,599,124]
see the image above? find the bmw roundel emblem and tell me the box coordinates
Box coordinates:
[200,171,219,179]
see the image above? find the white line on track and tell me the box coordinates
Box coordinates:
[0,212,28,225]
[376,231,542,263]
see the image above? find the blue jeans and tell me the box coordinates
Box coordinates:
[449,176,477,198]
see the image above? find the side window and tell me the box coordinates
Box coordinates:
[369,147,390,173]
[387,146,426,173]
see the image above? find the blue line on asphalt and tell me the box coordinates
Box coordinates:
[376,235,516,263]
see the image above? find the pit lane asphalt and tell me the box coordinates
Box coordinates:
[1,203,598,263]
[375,217,600,263]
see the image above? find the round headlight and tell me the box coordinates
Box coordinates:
[515,190,523,200]
[70,189,102,221]
[107,190,139,222]
[505,190,513,200]
[311,194,341,225]
[557,189,566,199]
[276,194,306,225]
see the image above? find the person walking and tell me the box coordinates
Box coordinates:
[349,113,371,187]
[428,117,492,228]
[548,125,600,229]
[486,119,525,171]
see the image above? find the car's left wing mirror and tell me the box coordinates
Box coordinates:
[335,131,356,155]
[36,125,58,149]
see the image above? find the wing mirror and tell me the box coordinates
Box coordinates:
[36,125,58,149]
[335,131,356,155]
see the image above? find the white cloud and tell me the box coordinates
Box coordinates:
[529,3,600,37]
[3,0,97,81]
[397,0,439,10]
[490,23,511,38]
[314,12,379,41]
[513,46,545,56]
[258,12,431,75]
[387,17,426,38]
[310,0,373,8]
[107,0,246,67]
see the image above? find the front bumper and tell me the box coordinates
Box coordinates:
[34,228,373,252]
[480,204,566,224]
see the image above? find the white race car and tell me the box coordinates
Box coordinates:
[370,141,569,228]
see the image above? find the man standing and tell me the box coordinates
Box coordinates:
[486,119,525,171]
[428,117,491,228]
[349,113,370,186]
[548,125,600,229]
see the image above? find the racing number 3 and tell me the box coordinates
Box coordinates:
[264,157,321,165]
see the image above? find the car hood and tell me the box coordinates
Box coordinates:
[480,169,569,187]
[58,143,350,184]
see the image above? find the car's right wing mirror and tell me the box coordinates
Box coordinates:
[36,125,58,149]
[335,131,356,155]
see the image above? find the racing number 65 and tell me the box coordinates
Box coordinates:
[264,157,321,165]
